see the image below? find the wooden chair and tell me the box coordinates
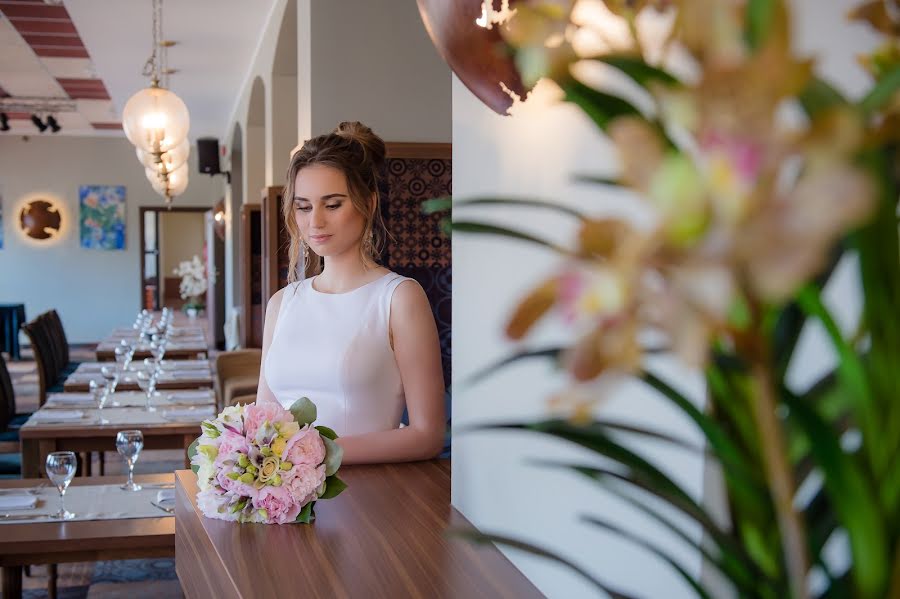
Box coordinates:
[215,349,261,409]
[21,320,54,407]
[45,310,79,376]
[0,354,23,475]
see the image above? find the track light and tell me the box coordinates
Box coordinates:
[46,115,61,133]
[0,113,9,132]
[30,114,47,132]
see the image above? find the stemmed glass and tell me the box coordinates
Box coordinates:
[100,365,120,407]
[88,379,109,424]
[116,430,143,491]
[45,451,76,520]
[136,369,157,412]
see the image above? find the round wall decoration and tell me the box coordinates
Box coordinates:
[19,199,62,241]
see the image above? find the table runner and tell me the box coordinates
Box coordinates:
[22,404,216,427]
[0,484,176,524]
[45,390,215,409]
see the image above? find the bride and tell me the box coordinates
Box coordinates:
[256,121,446,464]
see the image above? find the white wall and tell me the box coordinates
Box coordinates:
[0,135,221,343]
[309,0,452,141]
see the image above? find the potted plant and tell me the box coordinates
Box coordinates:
[173,254,208,318]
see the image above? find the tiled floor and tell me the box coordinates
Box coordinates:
[6,345,191,599]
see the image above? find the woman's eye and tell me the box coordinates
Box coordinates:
[326,204,341,210]
[296,206,311,212]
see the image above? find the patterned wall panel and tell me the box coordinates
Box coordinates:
[381,157,452,390]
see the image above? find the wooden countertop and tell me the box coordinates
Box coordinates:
[175,461,543,598]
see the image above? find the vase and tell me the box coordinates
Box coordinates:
[186,307,198,319]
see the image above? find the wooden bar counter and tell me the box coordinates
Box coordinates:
[175,461,542,598]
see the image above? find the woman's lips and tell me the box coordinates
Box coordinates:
[309,234,332,243]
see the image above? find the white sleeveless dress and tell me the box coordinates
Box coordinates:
[264,271,413,437]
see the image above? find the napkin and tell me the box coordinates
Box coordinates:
[47,393,95,405]
[0,493,37,511]
[166,390,214,402]
[161,371,209,380]
[32,410,84,421]
[162,407,215,420]
[156,489,176,508]
[160,360,209,370]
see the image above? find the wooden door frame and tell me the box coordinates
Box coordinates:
[138,206,212,312]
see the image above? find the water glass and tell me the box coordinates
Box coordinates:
[45,451,77,520]
[116,430,144,491]
[88,379,109,424]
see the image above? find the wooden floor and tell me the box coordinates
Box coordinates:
[6,345,194,599]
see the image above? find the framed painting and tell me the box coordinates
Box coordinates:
[80,185,126,250]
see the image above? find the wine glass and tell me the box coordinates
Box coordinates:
[88,379,107,424]
[116,430,143,491]
[100,365,120,407]
[45,451,76,520]
[136,369,157,412]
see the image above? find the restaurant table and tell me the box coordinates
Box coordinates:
[0,303,26,360]
[63,369,213,392]
[175,461,542,598]
[95,342,209,362]
[0,473,175,599]
[19,407,208,478]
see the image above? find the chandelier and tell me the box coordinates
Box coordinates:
[122,0,190,206]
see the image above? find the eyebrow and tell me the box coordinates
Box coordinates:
[293,193,348,202]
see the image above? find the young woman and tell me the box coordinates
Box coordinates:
[256,121,446,463]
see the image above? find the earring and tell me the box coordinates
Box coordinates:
[300,239,309,260]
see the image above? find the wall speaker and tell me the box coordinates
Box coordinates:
[197,137,221,175]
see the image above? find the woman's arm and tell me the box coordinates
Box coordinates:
[254,288,284,405]
[337,280,447,463]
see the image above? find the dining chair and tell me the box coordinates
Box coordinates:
[46,310,80,376]
[0,354,23,476]
[214,349,262,409]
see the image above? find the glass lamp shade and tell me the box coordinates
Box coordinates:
[122,86,190,153]
[145,167,166,194]
[136,138,190,173]
[166,163,189,196]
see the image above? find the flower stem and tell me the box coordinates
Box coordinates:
[749,345,809,599]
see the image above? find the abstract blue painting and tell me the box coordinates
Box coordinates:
[79,185,125,250]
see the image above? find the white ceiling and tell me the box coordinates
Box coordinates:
[1,0,278,140]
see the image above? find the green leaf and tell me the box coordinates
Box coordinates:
[796,286,878,467]
[289,397,317,426]
[594,55,681,88]
[322,436,343,476]
[187,437,200,474]
[561,80,641,132]
[295,501,315,524]
[859,65,900,116]
[421,196,451,215]
[462,346,564,387]
[572,174,622,186]
[786,396,888,597]
[582,515,714,599]
[315,425,338,441]
[540,462,760,594]
[318,475,347,500]
[454,197,586,220]
[447,528,636,598]
[744,0,780,51]
[451,221,567,253]
[797,77,847,119]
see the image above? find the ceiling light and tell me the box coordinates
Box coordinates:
[122,0,190,207]
[30,115,47,132]
[46,115,61,133]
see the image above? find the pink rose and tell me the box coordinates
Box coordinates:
[215,430,249,465]
[253,484,302,524]
[284,427,326,466]
[215,469,257,499]
[244,401,292,440]
[286,464,327,506]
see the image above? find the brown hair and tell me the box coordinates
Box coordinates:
[282,121,391,283]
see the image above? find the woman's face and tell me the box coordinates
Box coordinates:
[292,164,367,259]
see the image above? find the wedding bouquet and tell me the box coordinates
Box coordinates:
[189,398,346,524]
